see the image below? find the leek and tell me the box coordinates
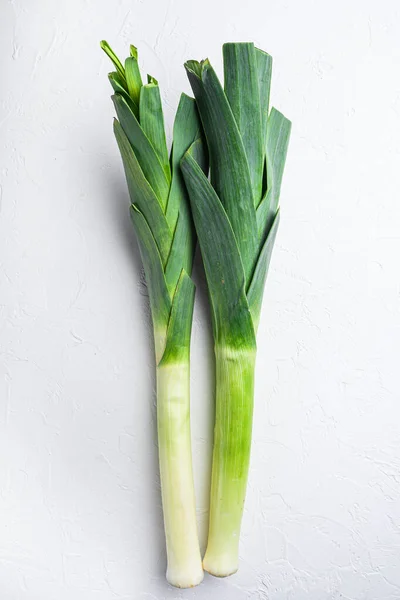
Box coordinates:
[101,41,207,588]
[181,42,291,577]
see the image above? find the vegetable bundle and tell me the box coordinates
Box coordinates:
[101,40,290,587]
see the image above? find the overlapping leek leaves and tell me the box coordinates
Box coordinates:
[101,41,207,588]
[181,42,291,576]
[182,43,290,339]
[101,41,207,359]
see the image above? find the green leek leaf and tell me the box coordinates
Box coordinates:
[100,40,125,79]
[114,119,171,265]
[108,72,139,117]
[184,59,258,284]
[130,204,171,332]
[166,93,203,230]
[247,209,280,328]
[256,108,290,242]
[159,270,195,365]
[139,83,171,181]
[125,56,143,107]
[266,108,291,218]
[108,70,129,93]
[112,94,170,209]
[255,48,272,150]
[256,188,272,239]
[181,150,255,350]
[223,42,263,204]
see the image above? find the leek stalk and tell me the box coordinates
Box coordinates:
[101,41,207,588]
[181,42,291,576]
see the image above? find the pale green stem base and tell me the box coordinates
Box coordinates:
[157,361,204,588]
[203,347,256,577]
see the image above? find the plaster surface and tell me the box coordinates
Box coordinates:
[1,1,400,598]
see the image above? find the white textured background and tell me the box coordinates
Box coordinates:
[1,0,400,598]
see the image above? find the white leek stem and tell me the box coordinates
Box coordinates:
[157,361,203,588]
